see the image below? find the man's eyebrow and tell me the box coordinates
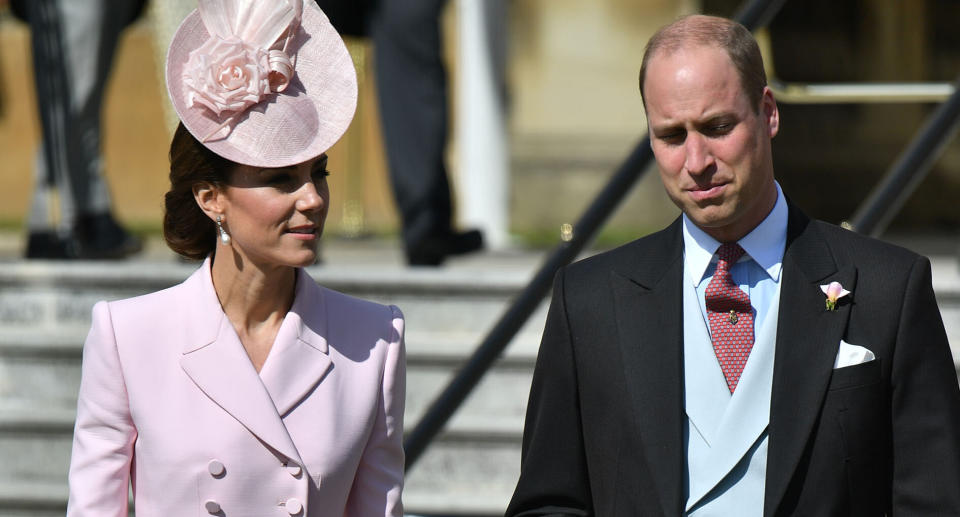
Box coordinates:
[650,122,684,133]
[701,113,736,122]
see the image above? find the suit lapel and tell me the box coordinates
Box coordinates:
[610,220,685,516]
[764,207,856,517]
[177,260,305,465]
[258,270,333,417]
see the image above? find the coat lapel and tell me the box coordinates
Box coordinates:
[177,260,305,465]
[764,207,856,517]
[610,220,685,516]
[258,270,333,417]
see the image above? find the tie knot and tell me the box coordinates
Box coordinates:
[716,242,745,266]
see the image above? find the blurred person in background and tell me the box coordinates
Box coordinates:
[371,0,484,266]
[12,0,144,258]
[318,0,484,266]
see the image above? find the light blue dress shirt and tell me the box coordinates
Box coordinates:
[683,182,788,334]
[680,182,789,515]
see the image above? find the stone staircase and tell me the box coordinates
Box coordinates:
[1,251,958,517]
[0,258,547,516]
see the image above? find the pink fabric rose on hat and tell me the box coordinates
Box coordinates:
[184,36,272,117]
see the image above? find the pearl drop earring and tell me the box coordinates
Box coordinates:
[216,215,231,245]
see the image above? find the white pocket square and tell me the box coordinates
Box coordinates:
[833,340,876,369]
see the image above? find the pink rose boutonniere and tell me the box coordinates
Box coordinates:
[820,281,850,311]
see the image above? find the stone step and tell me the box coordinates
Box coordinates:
[0,480,70,517]
[0,331,536,426]
[0,261,550,345]
[0,407,519,516]
[0,351,534,428]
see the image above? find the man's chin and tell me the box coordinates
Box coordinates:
[686,206,732,228]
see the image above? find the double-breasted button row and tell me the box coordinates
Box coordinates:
[205,498,301,516]
[283,497,303,515]
[203,458,305,514]
[206,460,225,514]
[208,459,226,477]
[207,458,302,479]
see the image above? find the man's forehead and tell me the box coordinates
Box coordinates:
[642,45,748,119]
[646,42,734,73]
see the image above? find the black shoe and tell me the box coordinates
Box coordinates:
[407,229,484,266]
[25,231,78,259]
[74,213,143,259]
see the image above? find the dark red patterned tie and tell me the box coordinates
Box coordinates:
[705,243,754,393]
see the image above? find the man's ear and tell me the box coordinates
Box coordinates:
[761,86,780,138]
[193,182,225,221]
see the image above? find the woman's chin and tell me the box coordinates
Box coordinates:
[287,248,320,268]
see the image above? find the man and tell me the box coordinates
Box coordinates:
[15,0,143,259]
[507,14,960,516]
[370,0,486,266]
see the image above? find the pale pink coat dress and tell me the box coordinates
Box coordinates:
[66,258,405,516]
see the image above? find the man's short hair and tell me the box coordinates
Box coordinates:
[638,15,767,111]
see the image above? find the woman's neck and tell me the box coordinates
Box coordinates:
[209,247,296,333]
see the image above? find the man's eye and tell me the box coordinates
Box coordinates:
[658,132,685,144]
[705,123,733,136]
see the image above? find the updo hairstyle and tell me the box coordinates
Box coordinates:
[163,123,236,260]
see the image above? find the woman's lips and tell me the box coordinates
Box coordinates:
[687,183,726,202]
[286,226,318,240]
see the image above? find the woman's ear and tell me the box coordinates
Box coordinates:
[193,182,225,221]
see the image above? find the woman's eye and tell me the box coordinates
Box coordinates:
[268,174,292,185]
[313,168,331,180]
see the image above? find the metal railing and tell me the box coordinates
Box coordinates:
[754,25,960,236]
[846,75,960,236]
[403,0,792,469]
[769,79,955,104]
[755,29,957,105]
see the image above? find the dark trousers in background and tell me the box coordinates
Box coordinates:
[20,0,142,258]
[373,0,470,264]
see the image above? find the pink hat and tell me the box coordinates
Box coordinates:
[166,0,357,168]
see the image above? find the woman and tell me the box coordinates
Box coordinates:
[66,1,405,515]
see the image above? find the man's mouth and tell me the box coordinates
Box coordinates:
[687,183,726,202]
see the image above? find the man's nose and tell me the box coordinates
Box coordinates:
[683,134,714,174]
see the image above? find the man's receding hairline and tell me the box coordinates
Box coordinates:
[640,14,767,112]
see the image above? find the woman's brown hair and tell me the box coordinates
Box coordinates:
[163,123,236,260]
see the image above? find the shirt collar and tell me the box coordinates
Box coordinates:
[682,181,788,286]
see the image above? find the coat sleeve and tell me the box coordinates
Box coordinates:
[346,305,406,517]
[506,270,592,517]
[67,301,137,517]
[890,256,960,513]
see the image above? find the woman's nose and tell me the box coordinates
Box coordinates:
[296,180,325,211]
